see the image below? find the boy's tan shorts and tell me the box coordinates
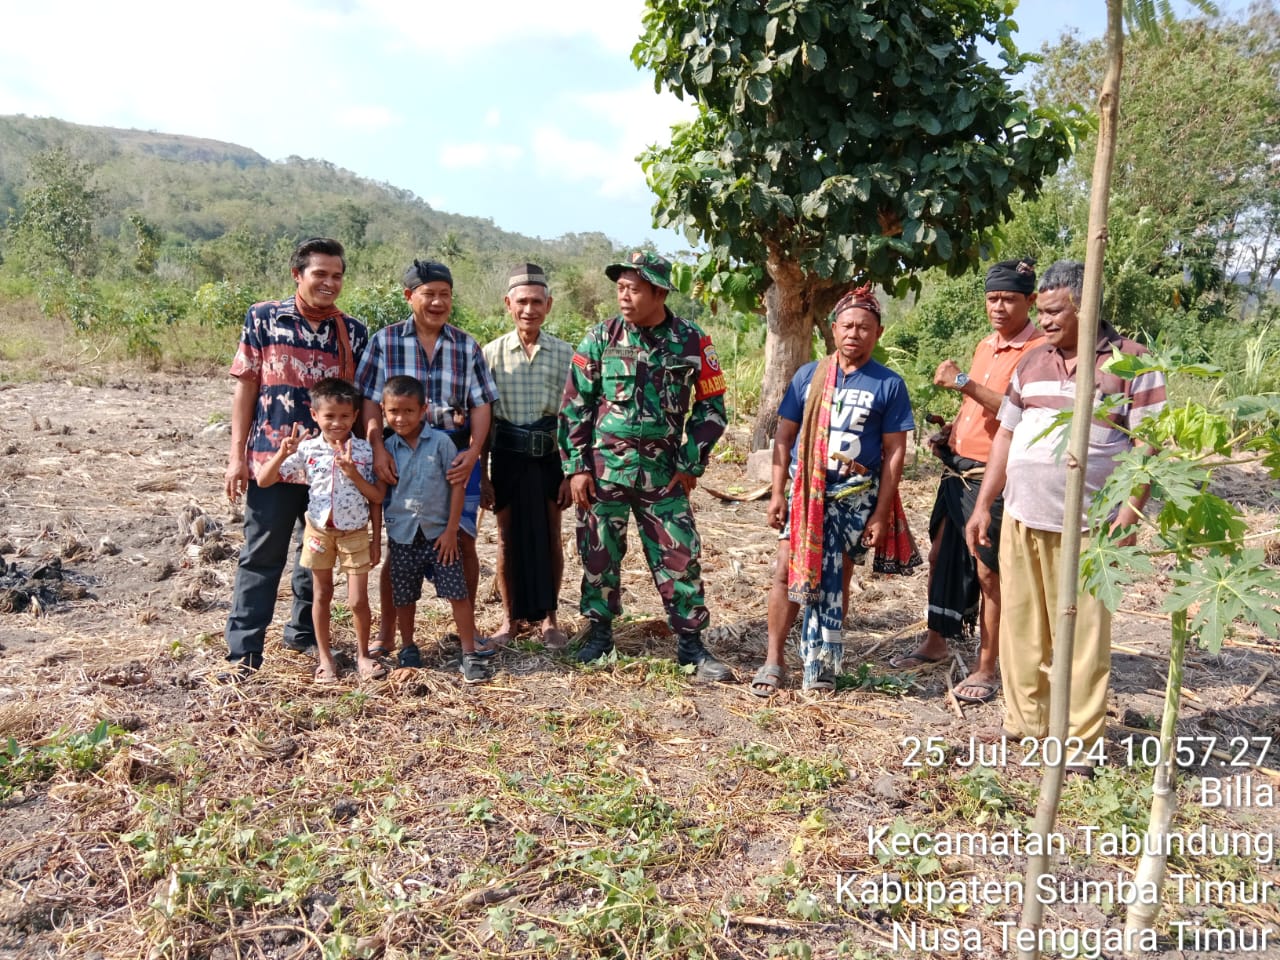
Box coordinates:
[301,520,372,574]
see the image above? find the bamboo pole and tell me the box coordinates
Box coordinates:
[1017,3,1124,957]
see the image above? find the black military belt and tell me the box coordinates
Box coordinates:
[493,417,557,458]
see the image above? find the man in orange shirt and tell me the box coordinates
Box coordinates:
[890,260,1041,703]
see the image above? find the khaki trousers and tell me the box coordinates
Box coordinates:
[998,517,1111,751]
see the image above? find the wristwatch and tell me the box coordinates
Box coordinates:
[954,372,970,389]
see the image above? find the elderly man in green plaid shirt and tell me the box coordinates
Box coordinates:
[481,263,575,648]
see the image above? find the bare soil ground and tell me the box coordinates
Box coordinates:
[0,369,1277,959]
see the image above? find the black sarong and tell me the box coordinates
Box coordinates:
[926,449,1002,640]
[490,416,563,622]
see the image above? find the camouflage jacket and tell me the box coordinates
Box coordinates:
[559,310,728,489]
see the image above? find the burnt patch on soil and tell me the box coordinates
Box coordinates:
[0,556,94,614]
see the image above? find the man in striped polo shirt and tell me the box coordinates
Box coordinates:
[965,260,1167,768]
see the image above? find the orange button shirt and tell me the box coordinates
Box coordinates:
[949,322,1043,464]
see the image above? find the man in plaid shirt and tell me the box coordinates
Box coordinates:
[481,263,574,649]
[356,260,499,654]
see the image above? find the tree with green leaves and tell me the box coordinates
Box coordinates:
[127,213,161,275]
[634,0,1077,446]
[6,147,104,278]
[1029,2,1280,329]
[1081,360,1280,950]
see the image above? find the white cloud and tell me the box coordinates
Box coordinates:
[439,142,525,170]
[0,0,691,244]
[567,84,698,145]
[527,82,696,200]
[361,0,646,58]
[0,0,378,153]
[337,105,401,132]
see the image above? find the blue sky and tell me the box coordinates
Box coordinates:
[0,1,1245,252]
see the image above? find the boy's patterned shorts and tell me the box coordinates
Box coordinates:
[387,530,467,606]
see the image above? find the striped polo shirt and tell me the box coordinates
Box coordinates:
[998,327,1167,533]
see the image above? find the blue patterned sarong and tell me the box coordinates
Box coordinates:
[797,475,878,689]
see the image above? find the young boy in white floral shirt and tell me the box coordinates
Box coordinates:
[259,378,384,683]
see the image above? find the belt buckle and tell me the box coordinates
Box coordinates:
[531,432,553,458]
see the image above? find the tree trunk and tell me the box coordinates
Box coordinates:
[1017,3,1123,958]
[750,248,845,449]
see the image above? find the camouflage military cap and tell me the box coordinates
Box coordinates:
[605,250,673,291]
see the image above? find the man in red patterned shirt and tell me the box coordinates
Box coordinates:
[223,238,369,678]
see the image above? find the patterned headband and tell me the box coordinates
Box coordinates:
[829,284,882,322]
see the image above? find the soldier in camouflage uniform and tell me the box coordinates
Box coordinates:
[559,250,734,681]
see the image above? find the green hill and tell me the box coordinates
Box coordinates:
[0,115,641,364]
[0,113,569,255]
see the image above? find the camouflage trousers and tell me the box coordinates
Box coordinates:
[576,479,709,634]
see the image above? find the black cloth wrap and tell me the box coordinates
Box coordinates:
[926,449,1003,640]
[490,415,563,621]
[984,258,1036,294]
[403,259,453,290]
[447,427,470,452]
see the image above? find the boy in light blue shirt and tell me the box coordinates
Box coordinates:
[381,375,493,684]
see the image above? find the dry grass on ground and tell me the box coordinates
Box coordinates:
[0,334,1277,958]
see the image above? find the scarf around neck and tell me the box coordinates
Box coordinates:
[294,293,355,382]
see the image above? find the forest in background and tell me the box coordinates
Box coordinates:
[0,4,1277,427]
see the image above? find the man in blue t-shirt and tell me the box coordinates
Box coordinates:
[752,287,914,695]
[774,361,913,481]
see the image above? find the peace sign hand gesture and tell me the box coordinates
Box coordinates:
[335,438,361,479]
[278,422,305,458]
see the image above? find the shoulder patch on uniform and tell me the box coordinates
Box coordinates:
[695,335,727,400]
[572,353,590,369]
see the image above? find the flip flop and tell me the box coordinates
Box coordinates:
[540,627,568,651]
[471,635,498,659]
[888,651,947,670]
[750,663,785,698]
[953,677,999,704]
[368,643,394,658]
[313,664,339,684]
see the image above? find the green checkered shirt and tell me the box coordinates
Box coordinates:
[482,330,574,426]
